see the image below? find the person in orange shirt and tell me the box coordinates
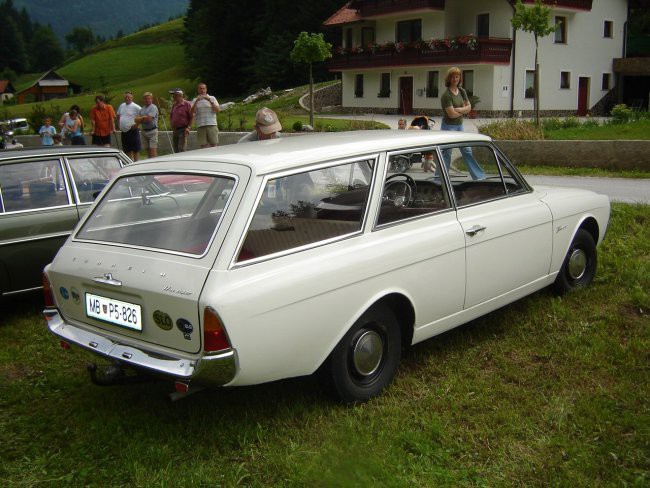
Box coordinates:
[89,95,116,147]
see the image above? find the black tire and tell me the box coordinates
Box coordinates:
[321,304,401,403]
[554,228,597,294]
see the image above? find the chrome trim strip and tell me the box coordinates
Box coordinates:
[0,231,72,246]
[2,285,42,296]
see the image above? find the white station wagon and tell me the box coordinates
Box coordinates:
[43,131,610,402]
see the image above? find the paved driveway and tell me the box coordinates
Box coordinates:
[525,175,650,204]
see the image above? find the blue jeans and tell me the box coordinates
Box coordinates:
[437,122,485,180]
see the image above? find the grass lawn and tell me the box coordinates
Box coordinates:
[518,165,650,179]
[545,119,650,140]
[1,203,647,486]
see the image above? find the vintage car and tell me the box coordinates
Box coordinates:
[0,146,131,297]
[43,131,610,402]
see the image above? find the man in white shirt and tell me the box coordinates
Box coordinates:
[190,82,220,148]
[116,91,142,161]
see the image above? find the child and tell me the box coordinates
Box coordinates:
[52,134,63,146]
[39,117,57,146]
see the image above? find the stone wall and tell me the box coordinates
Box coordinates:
[300,82,342,112]
[495,140,650,170]
[14,133,650,171]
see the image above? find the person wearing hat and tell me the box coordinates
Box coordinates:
[169,88,193,152]
[238,107,282,143]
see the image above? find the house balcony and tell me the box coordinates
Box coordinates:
[328,38,512,71]
[521,0,592,10]
[350,0,445,17]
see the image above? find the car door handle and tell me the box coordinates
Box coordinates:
[465,225,486,236]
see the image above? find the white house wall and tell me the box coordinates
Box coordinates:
[336,0,627,115]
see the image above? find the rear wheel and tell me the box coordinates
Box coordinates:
[554,229,597,294]
[321,304,401,403]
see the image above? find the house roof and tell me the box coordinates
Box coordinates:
[0,80,16,94]
[323,2,363,26]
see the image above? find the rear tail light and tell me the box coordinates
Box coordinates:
[203,307,231,353]
[42,273,55,308]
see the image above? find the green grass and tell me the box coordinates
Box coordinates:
[518,165,650,179]
[544,119,650,140]
[1,203,648,487]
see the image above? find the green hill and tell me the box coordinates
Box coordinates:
[3,19,193,120]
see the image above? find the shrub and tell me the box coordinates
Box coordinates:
[292,120,303,132]
[611,104,633,123]
[26,103,62,134]
[478,119,543,140]
[541,117,563,131]
[561,116,581,129]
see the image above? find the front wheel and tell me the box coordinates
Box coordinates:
[554,228,597,294]
[321,304,401,403]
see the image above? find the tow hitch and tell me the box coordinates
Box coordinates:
[86,362,152,386]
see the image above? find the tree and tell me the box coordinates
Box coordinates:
[290,32,332,127]
[65,26,96,54]
[511,0,557,126]
[0,16,30,73]
[30,25,65,71]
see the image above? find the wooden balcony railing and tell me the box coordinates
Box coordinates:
[350,0,445,17]
[328,38,512,71]
[521,0,592,10]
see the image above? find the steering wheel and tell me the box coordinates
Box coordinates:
[384,173,416,208]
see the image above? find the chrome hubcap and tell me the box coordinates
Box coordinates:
[352,330,383,376]
[568,248,587,280]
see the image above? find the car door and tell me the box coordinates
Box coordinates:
[440,143,553,308]
[376,148,466,335]
[0,157,78,295]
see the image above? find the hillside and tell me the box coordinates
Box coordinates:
[4,19,193,120]
[12,0,188,43]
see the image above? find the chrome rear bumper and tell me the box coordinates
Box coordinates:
[44,308,237,387]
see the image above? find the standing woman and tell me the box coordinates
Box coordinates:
[65,109,85,145]
[438,67,484,180]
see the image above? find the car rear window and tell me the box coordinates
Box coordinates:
[75,173,235,256]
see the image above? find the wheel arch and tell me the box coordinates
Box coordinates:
[366,292,415,351]
[578,216,599,245]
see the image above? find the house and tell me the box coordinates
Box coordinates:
[15,70,81,105]
[0,80,16,103]
[324,0,629,116]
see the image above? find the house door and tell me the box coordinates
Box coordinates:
[399,77,413,115]
[578,77,590,116]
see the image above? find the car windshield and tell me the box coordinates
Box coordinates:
[75,173,235,256]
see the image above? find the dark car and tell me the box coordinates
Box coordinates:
[0,146,131,297]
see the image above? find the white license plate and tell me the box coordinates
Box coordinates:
[86,293,142,331]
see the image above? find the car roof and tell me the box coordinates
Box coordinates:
[132,130,493,176]
[1,146,127,162]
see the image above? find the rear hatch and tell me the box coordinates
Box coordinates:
[46,169,242,355]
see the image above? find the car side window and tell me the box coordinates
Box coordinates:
[0,160,69,212]
[237,159,374,262]
[441,144,508,206]
[67,156,122,203]
[378,149,452,226]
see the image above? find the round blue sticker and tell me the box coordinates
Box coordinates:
[59,287,69,300]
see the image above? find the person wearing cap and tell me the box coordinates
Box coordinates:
[89,95,116,147]
[238,107,282,143]
[137,92,159,158]
[169,89,193,152]
[117,91,142,161]
[191,82,220,148]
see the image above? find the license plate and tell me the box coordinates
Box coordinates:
[86,293,142,331]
